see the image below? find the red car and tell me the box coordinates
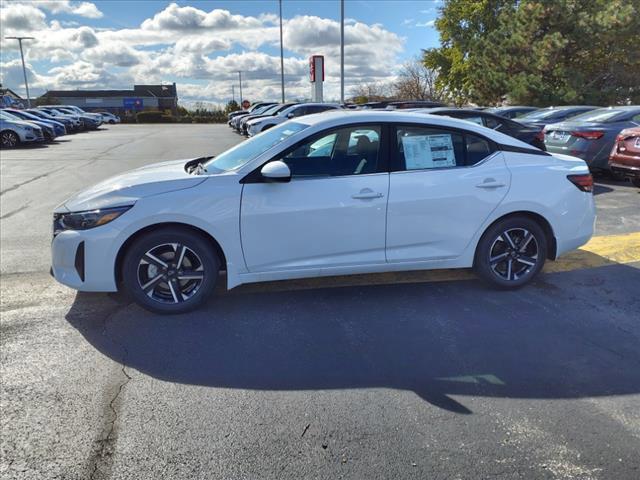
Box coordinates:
[609,127,640,187]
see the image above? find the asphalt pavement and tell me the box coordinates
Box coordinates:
[1,124,639,479]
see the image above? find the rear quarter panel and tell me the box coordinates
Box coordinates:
[463,152,595,261]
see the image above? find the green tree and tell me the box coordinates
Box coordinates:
[225,100,240,114]
[425,0,640,106]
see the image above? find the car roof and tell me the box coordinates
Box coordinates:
[295,110,535,149]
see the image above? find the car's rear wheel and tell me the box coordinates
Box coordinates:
[474,216,547,289]
[632,177,640,188]
[1,130,20,148]
[122,228,219,314]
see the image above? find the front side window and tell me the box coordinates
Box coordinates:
[279,125,381,178]
[394,126,493,170]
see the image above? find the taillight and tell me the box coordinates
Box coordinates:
[535,130,544,141]
[567,174,594,192]
[571,130,604,140]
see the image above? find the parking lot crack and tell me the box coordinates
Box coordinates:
[0,167,66,197]
[86,300,133,480]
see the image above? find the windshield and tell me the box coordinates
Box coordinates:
[568,109,628,123]
[204,121,308,173]
[0,111,21,121]
[260,104,283,115]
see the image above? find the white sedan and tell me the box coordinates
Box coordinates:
[51,111,595,313]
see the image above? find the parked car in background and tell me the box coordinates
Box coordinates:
[41,105,103,127]
[50,110,595,314]
[37,108,83,131]
[0,116,44,147]
[237,103,298,134]
[486,106,538,119]
[228,102,276,124]
[543,106,640,171]
[386,101,445,109]
[27,109,76,132]
[230,104,280,131]
[3,108,66,137]
[609,127,640,187]
[55,107,102,129]
[246,103,341,136]
[518,106,599,129]
[1,110,57,141]
[419,107,546,150]
[97,112,121,124]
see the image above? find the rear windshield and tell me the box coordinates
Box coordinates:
[519,109,564,120]
[568,109,629,123]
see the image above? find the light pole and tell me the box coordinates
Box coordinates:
[340,0,345,104]
[238,71,243,106]
[279,0,285,103]
[5,36,34,107]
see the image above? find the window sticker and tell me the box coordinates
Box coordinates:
[401,134,456,169]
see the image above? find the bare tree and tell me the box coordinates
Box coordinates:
[349,81,392,103]
[393,58,444,101]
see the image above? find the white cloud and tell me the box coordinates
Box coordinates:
[0,3,407,104]
[416,20,435,28]
[0,2,47,31]
[33,1,103,18]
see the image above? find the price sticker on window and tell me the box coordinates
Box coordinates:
[402,134,456,169]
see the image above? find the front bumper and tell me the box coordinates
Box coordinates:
[51,226,121,292]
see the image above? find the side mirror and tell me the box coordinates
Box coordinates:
[286,112,295,119]
[260,161,291,182]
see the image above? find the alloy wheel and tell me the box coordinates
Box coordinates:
[137,243,205,304]
[488,228,539,281]
[1,131,18,148]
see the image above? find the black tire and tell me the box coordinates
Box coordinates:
[632,177,640,188]
[109,120,116,124]
[474,216,547,289]
[1,130,20,148]
[121,228,219,314]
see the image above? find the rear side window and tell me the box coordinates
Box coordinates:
[394,126,494,170]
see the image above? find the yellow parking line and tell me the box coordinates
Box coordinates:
[546,231,640,273]
[230,232,640,294]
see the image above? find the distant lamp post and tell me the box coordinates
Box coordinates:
[5,36,35,108]
[279,0,285,102]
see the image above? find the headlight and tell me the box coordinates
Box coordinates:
[24,126,33,132]
[53,205,132,236]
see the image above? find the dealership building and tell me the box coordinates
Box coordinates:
[40,83,178,115]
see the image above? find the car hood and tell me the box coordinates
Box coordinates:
[57,157,211,213]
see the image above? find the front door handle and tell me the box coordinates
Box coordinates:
[352,189,384,199]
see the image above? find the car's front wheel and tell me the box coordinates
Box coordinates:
[1,130,20,148]
[121,228,219,314]
[474,216,547,289]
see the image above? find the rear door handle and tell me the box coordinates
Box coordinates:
[352,189,384,199]
[476,181,506,189]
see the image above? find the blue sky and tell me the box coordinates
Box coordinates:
[0,0,442,104]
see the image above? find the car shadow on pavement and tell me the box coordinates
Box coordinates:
[65,260,640,415]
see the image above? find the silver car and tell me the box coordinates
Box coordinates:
[543,106,640,171]
[0,117,44,147]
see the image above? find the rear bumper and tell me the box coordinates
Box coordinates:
[610,162,640,179]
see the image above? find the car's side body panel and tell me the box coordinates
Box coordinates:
[386,153,511,262]
[50,111,596,294]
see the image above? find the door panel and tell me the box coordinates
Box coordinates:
[241,175,389,272]
[386,153,510,262]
